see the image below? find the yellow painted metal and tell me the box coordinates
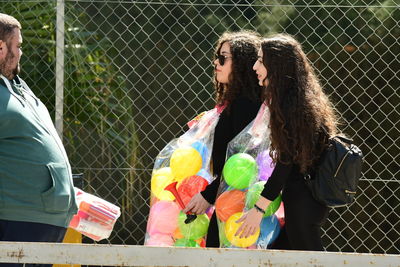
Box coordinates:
[53,228,82,267]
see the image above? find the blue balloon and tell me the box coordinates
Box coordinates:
[257,215,280,248]
[191,141,209,167]
[197,169,213,183]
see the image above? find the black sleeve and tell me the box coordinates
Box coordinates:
[260,161,293,201]
[201,176,220,204]
[201,97,261,204]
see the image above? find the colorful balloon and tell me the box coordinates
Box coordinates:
[218,222,231,247]
[205,206,214,219]
[146,234,174,246]
[178,212,209,240]
[275,202,285,228]
[177,175,209,207]
[256,150,275,181]
[225,212,260,248]
[173,227,184,240]
[222,153,257,189]
[170,147,202,181]
[215,190,245,222]
[247,244,257,249]
[191,141,209,167]
[265,194,282,217]
[197,169,213,184]
[246,181,281,217]
[195,237,206,247]
[147,201,180,236]
[246,181,265,210]
[174,238,200,247]
[257,215,280,248]
[151,167,175,201]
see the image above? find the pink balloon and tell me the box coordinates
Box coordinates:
[275,202,285,228]
[206,206,214,219]
[147,201,180,235]
[146,234,174,246]
[256,150,275,181]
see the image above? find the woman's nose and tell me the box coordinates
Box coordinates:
[253,61,258,70]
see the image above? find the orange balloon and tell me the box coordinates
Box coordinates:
[173,227,184,240]
[215,190,245,222]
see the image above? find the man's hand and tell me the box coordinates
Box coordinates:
[182,193,211,215]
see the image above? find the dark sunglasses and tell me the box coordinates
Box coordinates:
[215,54,232,66]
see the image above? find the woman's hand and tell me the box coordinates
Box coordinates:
[235,208,263,238]
[235,196,271,238]
[182,193,211,215]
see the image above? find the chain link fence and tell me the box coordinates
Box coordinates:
[1,0,399,254]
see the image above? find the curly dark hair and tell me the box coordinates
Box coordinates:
[261,34,339,172]
[214,31,263,107]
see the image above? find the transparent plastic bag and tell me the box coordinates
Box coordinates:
[144,105,224,247]
[69,188,121,241]
[215,103,285,249]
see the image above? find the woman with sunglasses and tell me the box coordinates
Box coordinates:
[183,30,263,247]
[235,33,339,251]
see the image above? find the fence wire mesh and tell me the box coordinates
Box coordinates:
[1,0,399,254]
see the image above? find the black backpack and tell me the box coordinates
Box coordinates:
[304,136,363,208]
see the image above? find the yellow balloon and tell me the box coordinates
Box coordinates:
[170,147,202,181]
[151,167,175,201]
[225,212,260,248]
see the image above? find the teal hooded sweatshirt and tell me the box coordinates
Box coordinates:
[0,75,77,228]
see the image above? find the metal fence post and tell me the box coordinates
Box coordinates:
[55,0,65,138]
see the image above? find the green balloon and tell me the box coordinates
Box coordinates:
[178,212,209,240]
[174,238,199,247]
[246,181,266,208]
[218,222,231,247]
[246,181,282,217]
[223,153,257,189]
[264,194,282,217]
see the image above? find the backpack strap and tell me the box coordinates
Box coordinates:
[303,134,354,182]
[303,128,330,180]
[333,135,353,145]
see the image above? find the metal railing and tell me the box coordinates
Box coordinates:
[0,242,400,266]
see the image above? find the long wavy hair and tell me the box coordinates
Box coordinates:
[261,34,339,172]
[214,31,262,107]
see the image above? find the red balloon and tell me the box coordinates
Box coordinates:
[276,202,285,228]
[215,190,245,222]
[177,175,208,207]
